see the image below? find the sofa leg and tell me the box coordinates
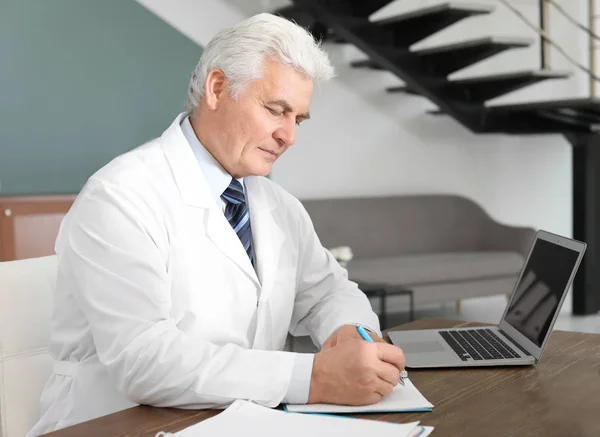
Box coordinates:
[456,300,462,313]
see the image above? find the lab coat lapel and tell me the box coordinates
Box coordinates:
[246,177,285,304]
[160,114,259,286]
[205,210,259,286]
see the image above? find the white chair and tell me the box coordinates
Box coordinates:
[0,256,57,437]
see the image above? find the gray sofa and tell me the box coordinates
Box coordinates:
[301,195,536,313]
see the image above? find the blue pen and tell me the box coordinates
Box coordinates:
[356,325,373,342]
[356,325,407,386]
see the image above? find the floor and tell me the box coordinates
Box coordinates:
[289,295,600,353]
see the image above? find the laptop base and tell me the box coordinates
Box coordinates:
[389,327,536,369]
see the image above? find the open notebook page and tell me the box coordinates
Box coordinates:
[285,378,433,414]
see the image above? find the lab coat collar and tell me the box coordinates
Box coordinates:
[160,114,283,291]
[160,113,215,209]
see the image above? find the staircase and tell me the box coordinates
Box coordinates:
[277,0,600,315]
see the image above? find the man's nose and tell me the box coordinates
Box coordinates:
[274,119,296,147]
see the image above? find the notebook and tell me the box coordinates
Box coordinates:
[159,400,429,437]
[284,378,433,414]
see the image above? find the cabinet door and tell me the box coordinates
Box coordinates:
[0,196,75,261]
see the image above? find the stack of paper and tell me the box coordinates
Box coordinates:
[285,378,433,414]
[161,400,433,437]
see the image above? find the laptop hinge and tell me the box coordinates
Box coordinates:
[499,329,532,357]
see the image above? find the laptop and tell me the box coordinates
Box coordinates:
[388,230,586,368]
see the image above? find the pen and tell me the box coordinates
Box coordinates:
[355,325,408,386]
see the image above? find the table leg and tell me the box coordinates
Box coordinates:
[572,136,600,315]
[379,289,387,330]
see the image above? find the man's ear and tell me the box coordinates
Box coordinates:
[204,69,227,110]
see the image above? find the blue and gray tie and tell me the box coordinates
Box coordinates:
[221,178,254,264]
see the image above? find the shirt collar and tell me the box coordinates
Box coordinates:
[180,115,244,205]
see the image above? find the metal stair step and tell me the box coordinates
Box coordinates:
[350,37,536,79]
[427,109,446,116]
[487,97,600,113]
[349,58,386,70]
[516,110,600,133]
[359,2,494,48]
[386,70,569,99]
[555,108,600,125]
[485,98,600,133]
[386,85,421,95]
[439,69,571,102]
[348,45,419,70]
[315,0,397,18]
[414,36,533,76]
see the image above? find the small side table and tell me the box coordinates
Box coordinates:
[356,282,414,330]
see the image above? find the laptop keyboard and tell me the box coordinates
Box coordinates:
[439,329,521,361]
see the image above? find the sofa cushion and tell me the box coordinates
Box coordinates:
[347,251,524,287]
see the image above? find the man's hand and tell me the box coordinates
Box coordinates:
[321,324,384,350]
[308,340,405,406]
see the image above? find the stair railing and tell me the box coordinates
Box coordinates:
[500,0,600,94]
[546,0,598,96]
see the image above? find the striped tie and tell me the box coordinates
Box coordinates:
[221,178,254,263]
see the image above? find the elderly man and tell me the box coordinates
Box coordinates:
[29,13,405,435]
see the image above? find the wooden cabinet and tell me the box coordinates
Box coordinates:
[0,195,76,261]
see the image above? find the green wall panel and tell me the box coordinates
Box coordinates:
[0,0,201,195]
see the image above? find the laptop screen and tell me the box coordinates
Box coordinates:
[503,238,580,347]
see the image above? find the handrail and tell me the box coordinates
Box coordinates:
[590,0,596,96]
[548,0,600,43]
[498,0,600,85]
[546,0,600,95]
[539,0,549,69]
[588,0,596,97]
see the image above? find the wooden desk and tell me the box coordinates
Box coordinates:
[43,319,600,437]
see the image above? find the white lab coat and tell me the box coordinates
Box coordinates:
[28,114,379,435]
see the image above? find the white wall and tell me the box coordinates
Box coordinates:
[135,0,245,46]
[136,0,593,313]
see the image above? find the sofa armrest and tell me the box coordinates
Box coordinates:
[482,222,536,257]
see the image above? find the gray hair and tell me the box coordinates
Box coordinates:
[185,13,335,111]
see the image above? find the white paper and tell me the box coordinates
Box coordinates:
[409,426,435,437]
[170,400,422,437]
[285,378,434,414]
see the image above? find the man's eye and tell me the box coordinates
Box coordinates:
[267,107,281,116]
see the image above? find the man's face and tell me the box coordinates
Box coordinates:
[210,59,313,178]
